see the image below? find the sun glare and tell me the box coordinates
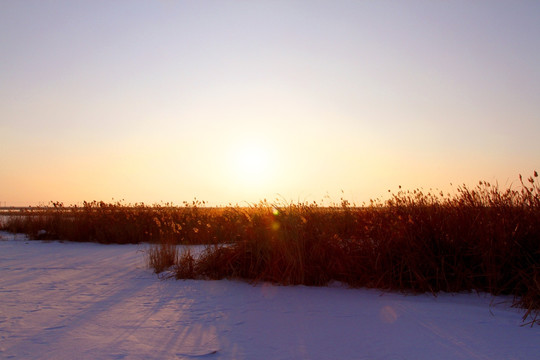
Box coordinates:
[229,140,275,189]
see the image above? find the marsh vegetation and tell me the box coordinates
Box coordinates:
[2,172,539,325]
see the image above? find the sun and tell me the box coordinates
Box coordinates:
[229,140,275,188]
[237,150,265,177]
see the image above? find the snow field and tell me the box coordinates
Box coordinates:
[0,232,538,359]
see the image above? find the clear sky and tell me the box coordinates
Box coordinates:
[1,1,539,206]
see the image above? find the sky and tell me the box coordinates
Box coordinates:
[1,1,539,206]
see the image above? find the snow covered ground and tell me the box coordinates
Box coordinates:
[0,231,538,360]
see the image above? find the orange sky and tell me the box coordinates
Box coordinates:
[1,1,539,206]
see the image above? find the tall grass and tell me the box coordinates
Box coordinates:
[1,199,244,244]
[2,172,539,325]
[169,172,540,325]
[146,237,179,274]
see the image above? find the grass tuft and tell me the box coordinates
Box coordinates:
[146,239,178,274]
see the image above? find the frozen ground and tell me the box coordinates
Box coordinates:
[0,231,538,360]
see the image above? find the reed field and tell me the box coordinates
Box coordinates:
[2,172,539,325]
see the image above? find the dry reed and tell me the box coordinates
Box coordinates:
[2,172,539,325]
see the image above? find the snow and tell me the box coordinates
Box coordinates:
[0,231,538,360]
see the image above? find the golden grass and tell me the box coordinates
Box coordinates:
[2,172,539,325]
[146,238,178,274]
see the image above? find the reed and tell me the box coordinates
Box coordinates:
[146,238,178,274]
[169,172,540,325]
[2,172,539,325]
